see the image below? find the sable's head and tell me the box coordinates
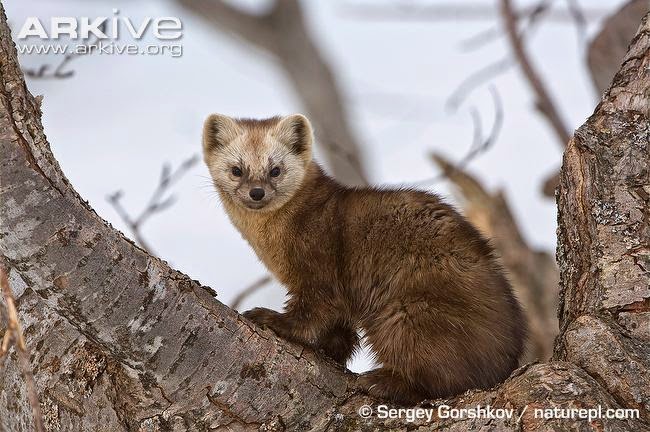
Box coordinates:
[202,114,313,212]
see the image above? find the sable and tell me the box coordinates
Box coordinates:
[203,114,527,405]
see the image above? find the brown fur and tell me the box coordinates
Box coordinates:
[203,114,527,405]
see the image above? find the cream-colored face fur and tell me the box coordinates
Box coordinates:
[203,114,313,212]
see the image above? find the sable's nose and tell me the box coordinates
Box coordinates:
[249,188,265,201]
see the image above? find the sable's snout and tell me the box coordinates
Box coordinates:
[249,188,265,201]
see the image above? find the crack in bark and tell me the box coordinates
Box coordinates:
[205,387,262,429]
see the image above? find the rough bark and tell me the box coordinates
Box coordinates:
[554,11,650,418]
[0,3,648,432]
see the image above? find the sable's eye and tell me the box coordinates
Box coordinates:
[231,166,242,177]
[270,167,281,177]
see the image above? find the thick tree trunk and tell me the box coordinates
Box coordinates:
[0,3,648,431]
[554,13,650,416]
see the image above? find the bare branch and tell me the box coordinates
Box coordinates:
[107,154,199,255]
[449,0,553,112]
[230,275,273,311]
[415,86,504,187]
[176,0,369,186]
[22,22,106,80]
[565,0,588,44]
[1,3,649,427]
[466,0,585,199]
[456,86,504,168]
[500,0,572,147]
[337,2,609,22]
[175,0,276,52]
[446,58,512,112]
[0,263,44,432]
[459,25,503,52]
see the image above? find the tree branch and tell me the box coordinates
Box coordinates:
[554,13,650,416]
[22,22,107,80]
[230,275,273,311]
[416,85,504,187]
[500,0,572,148]
[0,2,648,429]
[337,2,609,22]
[176,0,369,186]
[447,0,553,111]
[106,154,199,255]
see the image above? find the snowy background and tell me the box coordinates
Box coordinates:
[5,0,627,372]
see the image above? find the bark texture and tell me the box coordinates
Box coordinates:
[554,11,650,418]
[0,3,648,432]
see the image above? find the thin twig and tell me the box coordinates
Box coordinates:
[414,85,504,187]
[565,0,588,45]
[456,86,504,169]
[459,0,554,51]
[0,263,45,432]
[230,275,273,311]
[446,58,512,112]
[459,25,503,52]
[449,0,554,110]
[23,22,107,79]
[107,154,199,255]
[337,2,608,22]
[500,0,571,147]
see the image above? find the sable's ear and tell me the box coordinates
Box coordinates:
[274,114,313,156]
[202,114,241,153]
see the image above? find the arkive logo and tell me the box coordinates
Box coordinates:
[17,9,182,40]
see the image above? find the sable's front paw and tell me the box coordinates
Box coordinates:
[242,307,279,329]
